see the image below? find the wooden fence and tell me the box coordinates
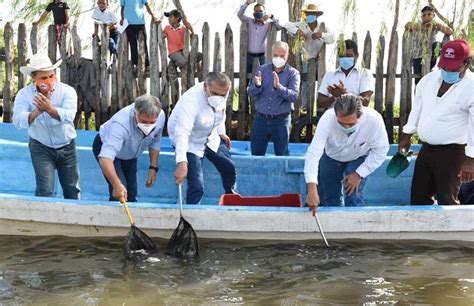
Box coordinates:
[1,21,441,143]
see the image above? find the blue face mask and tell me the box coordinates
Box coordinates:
[339,57,355,70]
[306,15,317,24]
[440,69,462,84]
[339,123,358,135]
[254,12,264,20]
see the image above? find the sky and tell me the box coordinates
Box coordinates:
[0,0,472,68]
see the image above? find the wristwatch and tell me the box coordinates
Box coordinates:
[149,165,159,172]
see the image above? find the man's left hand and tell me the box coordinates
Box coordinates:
[459,157,474,183]
[33,93,53,112]
[146,169,157,187]
[327,80,347,98]
[311,32,322,40]
[344,172,362,196]
[220,134,232,149]
[272,71,280,88]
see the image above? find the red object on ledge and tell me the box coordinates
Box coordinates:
[219,193,302,207]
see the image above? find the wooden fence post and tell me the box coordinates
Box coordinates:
[265,23,277,60]
[71,26,81,57]
[92,34,102,129]
[17,23,27,91]
[224,23,234,132]
[157,26,169,113]
[237,22,248,140]
[201,22,210,81]
[181,30,190,92]
[137,31,147,96]
[374,35,385,115]
[385,30,398,143]
[213,32,222,72]
[100,25,110,125]
[48,25,56,63]
[351,31,358,46]
[30,24,38,54]
[59,28,68,83]
[399,30,412,130]
[188,34,199,88]
[3,22,13,123]
[363,31,372,69]
[149,22,160,99]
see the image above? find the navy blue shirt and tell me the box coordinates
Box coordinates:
[248,63,300,116]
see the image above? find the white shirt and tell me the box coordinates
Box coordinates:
[318,66,375,99]
[403,70,474,157]
[167,82,226,164]
[304,107,389,184]
[284,21,335,59]
[91,7,118,25]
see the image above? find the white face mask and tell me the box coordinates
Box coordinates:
[272,56,286,68]
[206,85,227,110]
[137,122,156,136]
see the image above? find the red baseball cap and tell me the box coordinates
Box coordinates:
[438,39,471,70]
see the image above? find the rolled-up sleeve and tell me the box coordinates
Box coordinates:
[304,112,331,184]
[403,78,424,134]
[356,116,390,178]
[276,69,300,102]
[56,86,77,125]
[171,99,198,164]
[98,122,128,160]
[12,88,33,130]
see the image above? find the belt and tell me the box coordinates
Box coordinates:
[256,112,290,119]
[249,52,265,57]
[421,142,466,149]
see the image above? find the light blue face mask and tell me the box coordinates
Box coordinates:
[339,57,355,70]
[306,15,317,24]
[441,69,462,84]
[339,123,359,135]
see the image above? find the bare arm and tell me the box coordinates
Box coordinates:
[28,109,43,125]
[144,3,159,22]
[33,10,49,25]
[64,9,70,27]
[99,157,127,201]
[359,90,373,107]
[183,20,194,36]
[437,23,453,35]
[317,93,335,109]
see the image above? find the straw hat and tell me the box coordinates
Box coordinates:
[20,53,62,76]
[303,3,324,16]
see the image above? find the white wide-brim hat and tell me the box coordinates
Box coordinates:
[20,53,62,76]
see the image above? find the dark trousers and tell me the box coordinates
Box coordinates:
[411,143,466,205]
[250,113,291,156]
[186,141,237,204]
[92,134,137,202]
[125,24,149,66]
[29,138,80,199]
[413,42,439,85]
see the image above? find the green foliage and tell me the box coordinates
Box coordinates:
[11,0,86,26]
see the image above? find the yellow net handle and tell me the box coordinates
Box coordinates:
[121,200,135,226]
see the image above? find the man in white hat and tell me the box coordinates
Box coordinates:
[13,53,80,199]
[283,3,335,109]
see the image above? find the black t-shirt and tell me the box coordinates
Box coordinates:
[46,2,70,25]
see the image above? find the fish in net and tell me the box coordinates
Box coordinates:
[124,225,158,259]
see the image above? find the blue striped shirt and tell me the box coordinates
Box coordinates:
[248,63,300,115]
[13,82,77,149]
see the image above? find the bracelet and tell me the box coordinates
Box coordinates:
[149,165,159,172]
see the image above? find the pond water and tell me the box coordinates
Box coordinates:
[0,236,473,305]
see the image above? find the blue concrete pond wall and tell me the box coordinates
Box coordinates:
[0,123,418,205]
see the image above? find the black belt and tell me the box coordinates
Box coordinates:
[249,52,265,57]
[421,142,466,149]
[256,112,290,119]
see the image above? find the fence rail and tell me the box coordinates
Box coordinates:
[1,21,442,143]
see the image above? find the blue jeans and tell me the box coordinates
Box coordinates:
[92,134,137,202]
[29,138,80,199]
[250,113,291,156]
[186,141,237,204]
[247,53,266,73]
[109,30,120,55]
[318,153,368,206]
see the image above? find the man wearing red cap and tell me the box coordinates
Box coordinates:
[399,39,474,205]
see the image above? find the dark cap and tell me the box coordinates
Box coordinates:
[164,9,182,18]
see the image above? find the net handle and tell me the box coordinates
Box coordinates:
[178,183,184,217]
[121,200,135,226]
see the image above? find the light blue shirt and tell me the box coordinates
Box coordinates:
[120,0,148,25]
[13,82,77,149]
[99,104,166,160]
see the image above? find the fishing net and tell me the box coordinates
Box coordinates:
[166,216,199,258]
[123,225,157,259]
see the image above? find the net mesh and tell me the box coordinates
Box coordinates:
[123,225,157,259]
[166,217,199,258]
